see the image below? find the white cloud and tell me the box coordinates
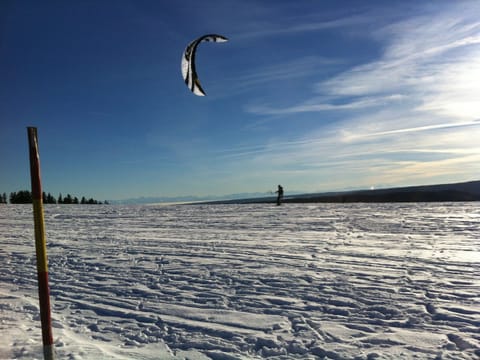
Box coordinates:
[324,5,480,124]
[235,13,370,40]
[225,56,341,96]
[202,3,480,192]
[246,94,406,115]
[247,2,480,122]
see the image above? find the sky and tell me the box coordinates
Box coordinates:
[1,0,479,201]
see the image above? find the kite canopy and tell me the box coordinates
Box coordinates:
[181,34,228,96]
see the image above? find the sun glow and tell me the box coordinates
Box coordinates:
[421,52,480,119]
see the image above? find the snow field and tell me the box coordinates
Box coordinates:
[1,203,479,359]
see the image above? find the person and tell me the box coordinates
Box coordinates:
[275,185,284,206]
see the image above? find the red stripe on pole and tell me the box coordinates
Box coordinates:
[27,127,55,360]
[38,270,54,346]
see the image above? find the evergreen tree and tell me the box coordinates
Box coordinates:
[10,190,32,204]
[64,194,73,204]
[6,190,105,205]
[47,193,56,204]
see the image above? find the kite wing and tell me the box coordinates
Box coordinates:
[181,34,228,96]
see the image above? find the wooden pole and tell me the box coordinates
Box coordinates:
[27,127,55,360]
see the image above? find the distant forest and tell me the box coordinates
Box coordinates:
[0,190,108,205]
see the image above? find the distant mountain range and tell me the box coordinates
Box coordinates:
[109,192,274,205]
[196,180,480,204]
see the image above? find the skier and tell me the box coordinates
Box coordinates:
[276,185,284,206]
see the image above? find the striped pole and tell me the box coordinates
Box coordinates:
[27,127,55,360]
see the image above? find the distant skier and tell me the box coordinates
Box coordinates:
[276,185,284,206]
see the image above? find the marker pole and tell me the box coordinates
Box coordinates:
[27,127,55,360]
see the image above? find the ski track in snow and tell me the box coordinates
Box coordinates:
[1,203,479,359]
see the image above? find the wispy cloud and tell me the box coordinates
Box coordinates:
[215,116,480,191]
[245,94,406,115]
[247,2,480,122]
[235,13,370,40]
[230,2,480,187]
[341,119,480,142]
[223,56,342,96]
[198,2,480,192]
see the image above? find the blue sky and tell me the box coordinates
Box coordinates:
[1,0,479,201]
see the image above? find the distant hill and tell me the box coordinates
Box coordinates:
[198,180,480,204]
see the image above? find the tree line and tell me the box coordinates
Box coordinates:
[1,191,108,205]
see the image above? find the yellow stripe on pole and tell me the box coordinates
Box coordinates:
[32,198,48,273]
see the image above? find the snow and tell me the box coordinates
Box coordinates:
[1,202,479,359]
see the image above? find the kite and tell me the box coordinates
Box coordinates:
[181,34,228,96]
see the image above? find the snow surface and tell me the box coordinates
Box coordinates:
[1,203,479,359]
